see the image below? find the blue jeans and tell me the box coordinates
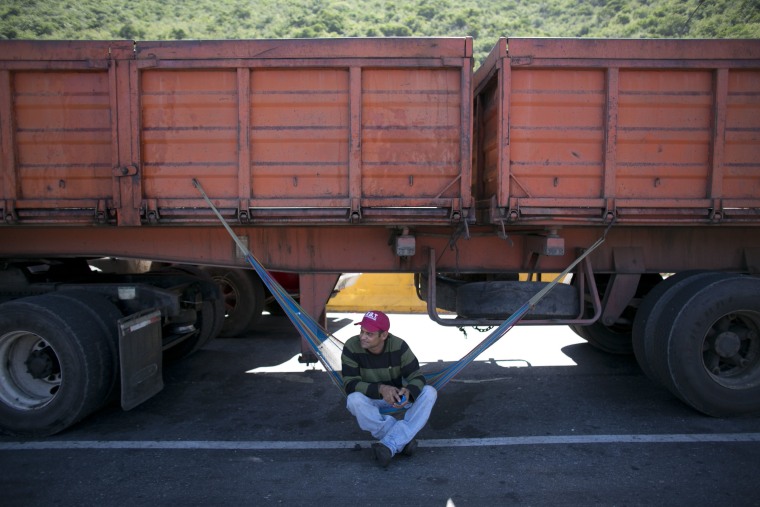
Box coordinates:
[346,385,437,456]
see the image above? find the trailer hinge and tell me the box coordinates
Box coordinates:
[349,197,362,223]
[238,200,250,223]
[603,198,616,223]
[450,198,463,222]
[2,201,17,224]
[709,199,723,223]
[95,199,108,224]
[506,197,520,223]
[144,199,160,223]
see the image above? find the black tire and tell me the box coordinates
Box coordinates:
[648,273,735,394]
[571,273,662,355]
[165,265,225,341]
[146,265,224,356]
[46,291,123,404]
[632,271,710,382]
[164,300,217,361]
[416,273,463,313]
[163,265,225,357]
[653,274,760,416]
[201,267,265,337]
[455,281,578,319]
[0,295,113,436]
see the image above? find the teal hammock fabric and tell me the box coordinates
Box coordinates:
[193,179,608,398]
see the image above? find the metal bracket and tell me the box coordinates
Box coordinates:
[449,197,463,223]
[423,247,603,327]
[95,199,108,224]
[709,199,723,222]
[603,198,616,223]
[599,247,645,326]
[612,246,645,274]
[112,165,138,177]
[238,200,250,223]
[507,197,520,223]
[349,197,362,223]
[2,200,17,224]
[144,199,160,223]
[496,219,514,246]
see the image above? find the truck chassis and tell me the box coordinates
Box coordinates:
[0,37,758,435]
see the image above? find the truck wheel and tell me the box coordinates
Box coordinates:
[0,295,113,436]
[165,265,225,341]
[647,273,736,394]
[164,300,217,361]
[45,291,123,403]
[570,321,632,355]
[154,265,225,358]
[201,267,265,337]
[632,271,711,382]
[654,274,760,416]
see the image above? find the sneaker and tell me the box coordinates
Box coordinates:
[400,439,418,457]
[371,443,393,467]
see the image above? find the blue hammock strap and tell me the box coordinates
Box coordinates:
[193,178,610,402]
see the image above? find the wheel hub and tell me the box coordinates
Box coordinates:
[25,348,56,379]
[713,331,741,358]
[0,332,62,410]
[703,312,760,381]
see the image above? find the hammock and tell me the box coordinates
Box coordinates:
[193,179,608,397]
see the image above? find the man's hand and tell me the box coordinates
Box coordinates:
[379,385,410,407]
[395,387,411,408]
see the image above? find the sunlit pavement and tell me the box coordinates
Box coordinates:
[248,312,585,376]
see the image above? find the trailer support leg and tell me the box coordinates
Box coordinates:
[297,273,340,363]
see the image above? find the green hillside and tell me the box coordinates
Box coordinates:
[2,0,758,63]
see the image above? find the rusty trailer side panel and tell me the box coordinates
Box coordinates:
[473,38,760,226]
[0,42,136,224]
[1,37,759,274]
[0,38,473,226]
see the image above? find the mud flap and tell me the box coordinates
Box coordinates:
[118,309,164,410]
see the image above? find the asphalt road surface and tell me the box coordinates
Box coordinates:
[2,313,759,506]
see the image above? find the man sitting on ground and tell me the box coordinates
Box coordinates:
[341,310,438,467]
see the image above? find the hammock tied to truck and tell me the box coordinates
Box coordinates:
[193,179,609,400]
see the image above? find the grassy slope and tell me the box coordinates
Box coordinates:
[1,0,758,63]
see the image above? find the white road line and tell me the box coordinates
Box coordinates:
[1,433,759,451]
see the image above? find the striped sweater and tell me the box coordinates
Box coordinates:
[341,333,426,401]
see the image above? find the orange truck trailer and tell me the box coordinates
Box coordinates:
[0,37,758,436]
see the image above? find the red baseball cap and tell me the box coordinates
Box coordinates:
[355,310,390,333]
